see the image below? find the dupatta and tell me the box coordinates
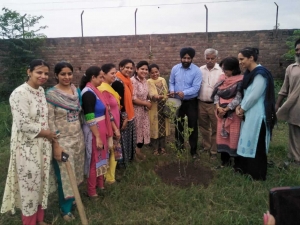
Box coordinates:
[115,71,134,120]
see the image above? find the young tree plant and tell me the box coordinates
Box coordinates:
[165,99,193,180]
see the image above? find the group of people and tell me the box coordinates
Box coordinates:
[169,46,277,181]
[0,58,170,224]
[1,38,300,224]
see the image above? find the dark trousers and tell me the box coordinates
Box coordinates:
[234,122,267,181]
[175,98,198,155]
[221,152,231,165]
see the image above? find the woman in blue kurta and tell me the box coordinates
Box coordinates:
[235,47,276,181]
[79,66,113,198]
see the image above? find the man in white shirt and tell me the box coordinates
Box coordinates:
[198,48,223,159]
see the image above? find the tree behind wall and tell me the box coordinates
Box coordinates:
[282,30,300,61]
[0,7,47,101]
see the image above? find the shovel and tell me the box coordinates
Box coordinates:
[62,152,88,225]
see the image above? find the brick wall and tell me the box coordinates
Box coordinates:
[36,29,296,85]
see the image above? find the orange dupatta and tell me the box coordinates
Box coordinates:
[115,71,135,120]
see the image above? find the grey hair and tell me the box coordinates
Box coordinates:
[204,48,218,58]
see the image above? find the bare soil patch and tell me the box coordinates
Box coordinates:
[155,161,215,188]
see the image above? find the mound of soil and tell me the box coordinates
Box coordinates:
[155,161,214,188]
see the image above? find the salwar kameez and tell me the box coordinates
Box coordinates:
[147,77,170,151]
[131,75,150,145]
[1,83,54,220]
[98,84,121,184]
[236,65,276,181]
[212,75,243,165]
[112,74,136,164]
[82,86,109,196]
[46,85,85,216]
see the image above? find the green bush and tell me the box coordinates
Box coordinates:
[282,30,300,61]
[0,102,12,140]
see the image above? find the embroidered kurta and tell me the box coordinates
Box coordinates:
[1,83,53,216]
[147,77,170,139]
[46,86,85,199]
[131,76,150,144]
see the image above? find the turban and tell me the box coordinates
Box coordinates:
[180,47,196,58]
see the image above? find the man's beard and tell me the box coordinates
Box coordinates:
[182,61,192,68]
[295,53,300,64]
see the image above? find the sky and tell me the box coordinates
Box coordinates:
[0,0,299,38]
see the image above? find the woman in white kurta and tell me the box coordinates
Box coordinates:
[1,59,57,225]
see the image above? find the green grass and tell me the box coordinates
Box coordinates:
[0,99,297,225]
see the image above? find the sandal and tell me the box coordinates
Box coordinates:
[153,149,160,156]
[160,148,167,155]
[106,180,116,185]
[62,212,75,222]
[135,148,146,160]
[88,194,100,201]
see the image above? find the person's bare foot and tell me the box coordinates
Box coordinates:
[62,212,75,222]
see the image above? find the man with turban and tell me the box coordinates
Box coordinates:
[198,48,223,160]
[169,47,202,158]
